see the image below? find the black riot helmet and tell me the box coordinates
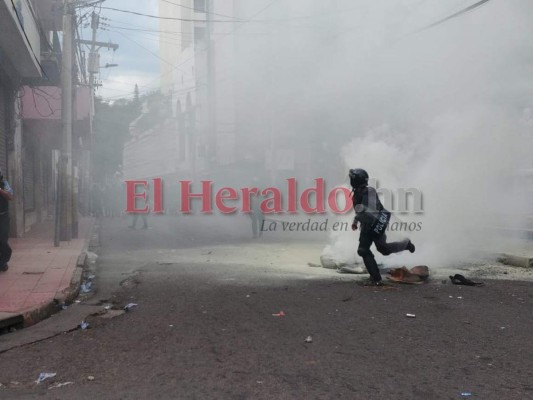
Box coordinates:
[349,168,369,188]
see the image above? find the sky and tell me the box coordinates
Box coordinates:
[79,0,160,101]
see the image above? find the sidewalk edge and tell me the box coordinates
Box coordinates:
[3,218,98,330]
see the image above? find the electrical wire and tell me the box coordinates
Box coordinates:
[160,0,244,21]
[100,6,243,23]
[414,0,492,33]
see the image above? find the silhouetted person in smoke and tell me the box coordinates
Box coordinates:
[0,169,14,272]
[349,168,415,285]
[249,194,264,239]
[129,213,148,230]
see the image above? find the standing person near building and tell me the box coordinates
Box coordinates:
[0,169,14,272]
[249,193,264,239]
[349,168,415,286]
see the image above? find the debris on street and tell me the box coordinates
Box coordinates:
[35,373,57,384]
[49,382,74,390]
[124,303,138,311]
[80,281,92,293]
[305,336,313,343]
[272,311,285,317]
[87,376,95,381]
[450,274,484,286]
[406,314,416,318]
[387,266,429,284]
[80,321,90,330]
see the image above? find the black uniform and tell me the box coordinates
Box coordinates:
[353,186,410,282]
[0,180,12,269]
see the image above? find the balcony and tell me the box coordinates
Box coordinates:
[0,0,42,78]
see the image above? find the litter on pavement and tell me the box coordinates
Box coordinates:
[406,314,416,318]
[80,321,90,330]
[49,382,73,390]
[272,311,286,317]
[387,266,429,284]
[305,336,313,343]
[80,281,92,293]
[450,274,484,286]
[35,373,57,384]
[124,303,138,311]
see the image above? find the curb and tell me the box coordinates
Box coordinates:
[0,218,98,332]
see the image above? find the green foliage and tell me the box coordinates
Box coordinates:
[91,96,139,184]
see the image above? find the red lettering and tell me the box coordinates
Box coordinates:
[125,180,149,213]
[241,187,259,213]
[260,187,282,213]
[287,178,297,213]
[152,178,164,214]
[300,178,326,214]
[328,187,352,214]
[180,181,213,213]
[216,187,238,214]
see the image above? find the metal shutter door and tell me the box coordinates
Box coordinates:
[0,87,7,174]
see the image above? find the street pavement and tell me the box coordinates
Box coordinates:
[0,214,532,399]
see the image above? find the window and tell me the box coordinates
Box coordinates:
[194,27,206,46]
[194,0,206,12]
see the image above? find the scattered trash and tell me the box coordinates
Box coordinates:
[449,274,483,286]
[124,303,138,311]
[104,305,111,310]
[80,281,92,293]
[75,300,81,304]
[61,304,68,310]
[387,266,429,284]
[461,393,472,397]
[49,382,73,390]
[406,314,416,318]
[272,311,286,317]
[80,321,90,330]
[256,381,263,384]
[305,336,313,343]
[246,295,251,298]
[35,373,57,384]
[87,274,96,280]
[86,251,98,264]
[87,376,95,381]
[169,325,174,327]
[457,296,463,299]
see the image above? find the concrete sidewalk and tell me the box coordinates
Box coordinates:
[0,218,95,331]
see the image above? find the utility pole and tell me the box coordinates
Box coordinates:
[59,0,74,242]
[76,12,118,226]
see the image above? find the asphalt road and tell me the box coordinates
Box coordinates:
[0,215,532,400]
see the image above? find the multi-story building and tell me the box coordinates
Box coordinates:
[0,0,90,236]
[154,0,346,187]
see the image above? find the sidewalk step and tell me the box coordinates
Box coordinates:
[0,312,23,332]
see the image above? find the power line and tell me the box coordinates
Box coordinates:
[415,0,492,33]
[111,30,183,71]
[100,6,243,23]
[139,0,281,91]
[160,0,243,21]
